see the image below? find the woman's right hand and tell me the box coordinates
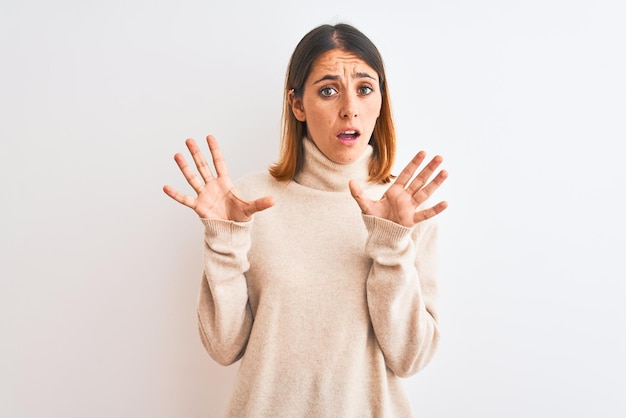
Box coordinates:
[163,135,275,221]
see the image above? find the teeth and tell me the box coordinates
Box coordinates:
[343,130,357,135]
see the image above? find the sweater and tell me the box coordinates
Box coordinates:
[197,137,440,417]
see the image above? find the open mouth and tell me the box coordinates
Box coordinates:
[337,130,360,141]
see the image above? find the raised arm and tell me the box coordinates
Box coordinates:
[362,216,441,377]
[350,150,448,376]
[163,135,274,365]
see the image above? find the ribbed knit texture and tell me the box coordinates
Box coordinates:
[198,138,440,417]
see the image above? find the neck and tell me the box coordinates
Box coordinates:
[293,137,373,192]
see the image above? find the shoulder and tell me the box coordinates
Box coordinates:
[235,171,286,199]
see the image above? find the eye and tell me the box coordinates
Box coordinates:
[319,87,337,97]
[358,85,374,96]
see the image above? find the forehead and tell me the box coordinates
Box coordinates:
[309,49,378,80]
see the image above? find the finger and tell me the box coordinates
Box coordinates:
[412,169,448,205]
[406,155,444,196]
[186,138,215,183]
[163,185,197,209]
[174,153,205,194]
[206,135,230,178]
[413,200,449,223]
[242,196,276,218]
[394,151,427,188]
[349,179,372,214]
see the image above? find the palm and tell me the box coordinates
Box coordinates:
[192,173,238,219]
[349,151,448,227]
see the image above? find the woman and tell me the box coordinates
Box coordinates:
[163,23,448,417]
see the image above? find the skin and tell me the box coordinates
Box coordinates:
[289,49,382,164]
[163,48,448,226]
[162,135,275,221]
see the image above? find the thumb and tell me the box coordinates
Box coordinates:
[348,180,369,213]
[242,196,275,219]
[253,196,275,213]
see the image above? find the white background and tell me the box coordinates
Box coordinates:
[1,0,625,417]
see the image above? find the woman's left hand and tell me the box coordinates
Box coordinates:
[349,151,448,227]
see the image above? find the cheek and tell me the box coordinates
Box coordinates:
[306,105,334,125]
[366,101,382,121]
[374,97,383,116]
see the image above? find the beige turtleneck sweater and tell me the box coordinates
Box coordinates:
[197,138,440,417]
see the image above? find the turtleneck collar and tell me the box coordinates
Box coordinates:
[293,137,373,192]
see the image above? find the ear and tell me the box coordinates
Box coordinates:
[288,89,306,122]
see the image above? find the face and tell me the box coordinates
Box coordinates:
[290,49,382,164]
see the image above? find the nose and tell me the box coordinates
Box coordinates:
[340,92,358,119]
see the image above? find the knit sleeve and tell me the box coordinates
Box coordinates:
[197,218,254,366]
[362,214,440,378]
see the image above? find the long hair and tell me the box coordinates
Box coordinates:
[269,23,396,183]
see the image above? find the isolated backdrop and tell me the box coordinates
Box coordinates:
[1,0,625,417]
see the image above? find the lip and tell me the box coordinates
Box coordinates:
[336,128,361,144]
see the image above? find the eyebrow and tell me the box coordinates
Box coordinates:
[312,72,377,85]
